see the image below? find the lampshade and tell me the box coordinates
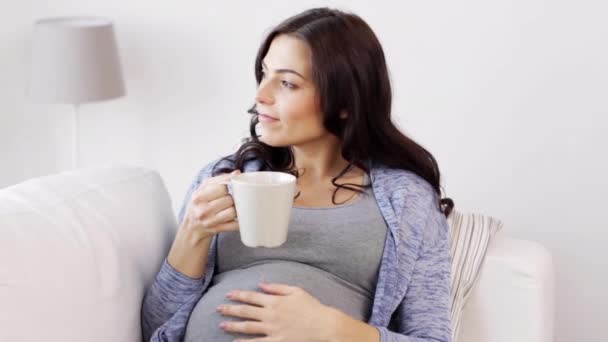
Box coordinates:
[27,16,126,104]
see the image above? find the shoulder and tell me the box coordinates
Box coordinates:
[192,157,225,184]
[371,163,448,247]
[370,163,438,207]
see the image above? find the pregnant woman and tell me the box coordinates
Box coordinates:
[142,7,454,342]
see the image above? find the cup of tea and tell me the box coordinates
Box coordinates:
[230,171,297,248]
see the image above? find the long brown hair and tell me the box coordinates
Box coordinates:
[212,7,454,217]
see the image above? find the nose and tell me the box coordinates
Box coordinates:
[254,79,274,106]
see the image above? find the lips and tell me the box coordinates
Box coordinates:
[258,113,279,121]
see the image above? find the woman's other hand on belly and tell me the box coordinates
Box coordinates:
[216,282,338,342]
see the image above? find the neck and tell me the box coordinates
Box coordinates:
[291,135,351,183]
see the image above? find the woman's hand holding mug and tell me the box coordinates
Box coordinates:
[167,169,241,279]
[180,169,242,243]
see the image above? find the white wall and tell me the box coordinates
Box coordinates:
[1,1,606,341]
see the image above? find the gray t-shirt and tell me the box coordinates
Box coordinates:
[184,175,387,341]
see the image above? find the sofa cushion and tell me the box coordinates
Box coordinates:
[0,166,176,342]
[448,210,503,341]
[457,235,555,342]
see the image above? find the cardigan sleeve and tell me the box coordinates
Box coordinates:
[140,159,220,341]
[375,199,452,342]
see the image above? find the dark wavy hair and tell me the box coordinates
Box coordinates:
[212,7,454,217]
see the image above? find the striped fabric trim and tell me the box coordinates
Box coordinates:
[447,210,503,341]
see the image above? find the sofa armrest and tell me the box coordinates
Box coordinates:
[457,233,555,342]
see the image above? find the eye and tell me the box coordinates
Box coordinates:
[281,80,296,89]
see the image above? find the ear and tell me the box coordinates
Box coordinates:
[339,110,348,119]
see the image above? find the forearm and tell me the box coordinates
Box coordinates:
[167,218,213,279]
[326,307,381,342]
[142,224,212,340]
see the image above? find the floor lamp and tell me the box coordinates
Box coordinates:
[26,16,126,169]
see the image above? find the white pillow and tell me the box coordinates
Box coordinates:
[0,166,177,342]
[448,210,503,341]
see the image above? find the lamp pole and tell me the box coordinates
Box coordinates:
[73,103,80,169]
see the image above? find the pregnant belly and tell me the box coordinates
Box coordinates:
[184,261,373,342]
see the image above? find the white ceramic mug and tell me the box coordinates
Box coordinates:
[230,171,297,248]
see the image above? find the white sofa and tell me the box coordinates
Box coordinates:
[0,166,555,342]
[458,234,555,342]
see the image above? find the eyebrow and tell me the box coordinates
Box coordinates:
[262,61,306,80]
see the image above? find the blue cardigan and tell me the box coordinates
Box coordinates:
[141,157,452,342]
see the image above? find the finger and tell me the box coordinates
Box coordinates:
[200,206,237,228]
[206,169,241,185]
[218,304,266,321]
[213,220,239,233]
[213,169,242,186]
[227,290,275,307]
[206,195,235,213]
[190,195,233,222]
[258,282,298,295]
[195,170,241,202]
[193,219,238,235]
[195,183,230,204]
[220,320,267,336]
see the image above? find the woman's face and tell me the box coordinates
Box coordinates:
[254,34,329,147]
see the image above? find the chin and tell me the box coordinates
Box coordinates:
[261,134,302,148]
[261,140,290,148]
